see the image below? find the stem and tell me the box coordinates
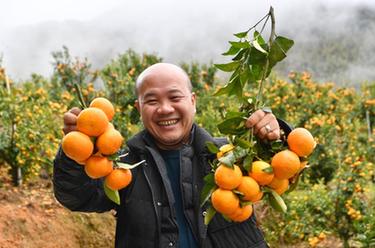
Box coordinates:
[269,6,276,45]
[255,6,276,109]
[246,12,270,33]
[74,82,87,109]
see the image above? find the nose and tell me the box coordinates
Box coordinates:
[157,101,174,114]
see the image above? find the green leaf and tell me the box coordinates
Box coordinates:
[239,65,252,86]
[204,206,217,225]
[214,61,241,72]
[253,31,266,45]
[286,173,300,194]
[229,41,251,49]
[232,48,248,61]
[222,46,241,56]
[218,152,235,167]
[200,174,216,207]
[243,154,254,172]
[104,183,120,205]
[217,116,247,135]
[234,137,252,149]
[225,111,248,118]
[248,46,267,65]
[233,190,244,196]
[233,146,248,160]
[240,201,252,207]
[214,75,242,97]
[262,166,273,174]
[268,36,294,68]
[117,160,145,169]
[252,39,268,54]
[206,141,220,154]
[270,140,285,152]
[268,190,287,213]
[234,31,248,38]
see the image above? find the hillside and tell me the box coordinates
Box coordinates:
[0,175,115,248]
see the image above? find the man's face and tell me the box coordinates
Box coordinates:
[135,65,196,150]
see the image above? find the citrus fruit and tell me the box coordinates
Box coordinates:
[62,131,93,162]
[249,161,274,185]
[105,168,132,190]
[249,191,263,203]
[77,107,109,137]
[96,125,124,155]
[214,164,242,190]
[287,127,316,157]
[216,144,235,159]
[227,204,253,222]
[271,149,300,179]
[211,188,239,215]
[236,176,260,201]
[84,156,113,179]
[268,177,289,195]
[89,97,115,121]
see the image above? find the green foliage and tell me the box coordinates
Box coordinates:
[0,75,66,183]
[262,181,334,245]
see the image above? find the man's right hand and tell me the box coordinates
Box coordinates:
[63,107,82,135]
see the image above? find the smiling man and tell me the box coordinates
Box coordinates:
[53,63,280,248]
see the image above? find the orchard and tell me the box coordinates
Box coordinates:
[0,8,374,248]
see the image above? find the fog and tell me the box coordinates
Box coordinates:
[1,0,375,85]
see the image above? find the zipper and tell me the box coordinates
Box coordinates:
[142,160,161,248]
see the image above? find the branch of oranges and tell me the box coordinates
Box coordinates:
[201,7,317,224]
[62,84,144,204]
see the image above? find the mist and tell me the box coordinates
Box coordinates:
[1,0,375,86]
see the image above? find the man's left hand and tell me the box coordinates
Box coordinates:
[245,109,280,141]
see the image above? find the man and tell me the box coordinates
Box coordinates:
[54,63,280,248]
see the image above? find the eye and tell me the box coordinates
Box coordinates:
[144,99,158,105]
[170,95,184,102]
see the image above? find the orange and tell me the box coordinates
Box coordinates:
[287,127,316,157]
[236,176,260,201]
[96,125,124,155]
[216,144,235,159]
[214,164,242,190]
[89,97,115,121]
[268,177,289,195]
[271,149,300,179]
[211,188,239,215]
[84,156,113,179]
[105,168,132,190]
[62,131,93,162]
[227,204,253,222]
[77,107,109,137]
[249,161,274,185]
[249,191,263,203]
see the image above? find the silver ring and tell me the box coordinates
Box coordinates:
[265,124,272,133]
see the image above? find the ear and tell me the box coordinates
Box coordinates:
[191,92,197,113]
[135,100,140,112]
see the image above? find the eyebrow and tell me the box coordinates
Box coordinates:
[141,89,185,100]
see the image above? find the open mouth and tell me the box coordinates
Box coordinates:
[157,119,178,126]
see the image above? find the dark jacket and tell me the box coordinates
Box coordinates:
[53,124,269,248]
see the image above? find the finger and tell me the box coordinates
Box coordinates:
[253,113,276,135]
[245,110,266,128]
[257,125,269,140]
[69,107,82,116]
[63,112,78,125]
[266,129,280,141]
[62,125,77,135]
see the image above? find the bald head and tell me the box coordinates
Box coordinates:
[135,63,192,96]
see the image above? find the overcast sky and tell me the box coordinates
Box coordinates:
[1,0,374,83]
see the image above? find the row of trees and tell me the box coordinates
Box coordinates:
[0,48,374,247]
